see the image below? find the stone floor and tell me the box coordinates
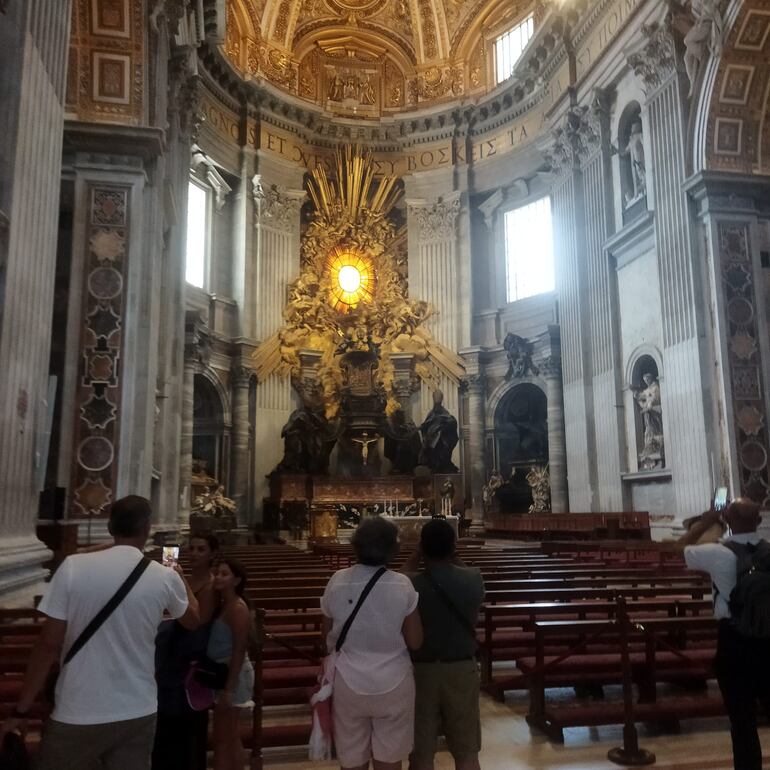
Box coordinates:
[264,686,767,769]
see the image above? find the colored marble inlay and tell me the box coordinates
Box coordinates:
[70,185,129,517]
[719,222,770,506]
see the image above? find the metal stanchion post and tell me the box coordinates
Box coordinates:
[608,596,656,766]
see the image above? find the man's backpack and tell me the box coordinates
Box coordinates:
[725,540,770,638]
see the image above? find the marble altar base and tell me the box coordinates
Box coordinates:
[382,516,459,543]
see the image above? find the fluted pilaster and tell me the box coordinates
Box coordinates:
[251,173,305,513]
[541,356,568,513]
[465,373,487,531]
[230,366,253,524]
[0,0,70,595]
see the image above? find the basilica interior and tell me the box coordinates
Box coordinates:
[1,0,770,765]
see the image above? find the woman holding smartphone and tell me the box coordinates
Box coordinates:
[153,533,219,770]
[209,558,255,770]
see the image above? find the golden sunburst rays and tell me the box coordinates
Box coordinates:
[326,247,375,312]
[307,144,402,226]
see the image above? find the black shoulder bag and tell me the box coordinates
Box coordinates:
[335,567,387,652]
[423,571,478,647]
[46,556,151,703]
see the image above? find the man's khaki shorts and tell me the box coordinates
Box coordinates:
[34,714,156,770]
[411,659,481,761]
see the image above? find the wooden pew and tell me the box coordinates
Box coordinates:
[523,615,721,742]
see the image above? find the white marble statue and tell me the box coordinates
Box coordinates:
[628,122,646,202]
[684,0,725,95]
[634,373,665,470]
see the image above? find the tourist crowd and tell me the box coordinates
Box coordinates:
[1,494,768,770]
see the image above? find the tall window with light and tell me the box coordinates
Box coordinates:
[495,15,534,84]
[185,180,209,289]
[504,197,554,303]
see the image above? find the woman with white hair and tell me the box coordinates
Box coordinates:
[321,517,423,770]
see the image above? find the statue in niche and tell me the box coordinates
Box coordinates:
[683,0,724,96]
[482,468,504,512]
[634,373,665,471]
[622,122,647,206]
[383,409,422,474]
[328,74,345,101]
[419,390,459,473]
[343,76,358,100]
[526,465,551,513]
[360,75,376,105]
[504,334,539,380]
[275,403,337,475]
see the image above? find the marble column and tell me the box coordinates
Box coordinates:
[230,366,253,524]
[0,0,70,596]
[687,174,770,508]
[545,107,600,511]
[178,359,196,526]
[407,193,463,437]
[250,162,306,512]
[178,314,209,525]
[542,356,568,513]
[581,90,625,510]
[465,373,488,532]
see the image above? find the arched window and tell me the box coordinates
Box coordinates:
[495,15,534,84]
[186,147,232,289]
[504,196,554,302]
[185,179,210,288]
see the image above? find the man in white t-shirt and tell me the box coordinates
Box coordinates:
[0,496,200,770]
[679,498,768,770]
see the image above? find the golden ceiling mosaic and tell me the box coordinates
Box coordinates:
[224,0,538,115]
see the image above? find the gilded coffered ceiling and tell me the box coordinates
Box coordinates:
[223,0,540,116]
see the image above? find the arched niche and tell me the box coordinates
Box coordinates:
[627,353,665,472]
[193,373,231,488]
[493,382,548,512]
[616,100,647,220]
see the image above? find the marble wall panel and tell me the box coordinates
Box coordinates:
[718,222,770,506]
[68,186,130,518]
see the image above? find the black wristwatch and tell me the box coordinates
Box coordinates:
[12,706,29,718]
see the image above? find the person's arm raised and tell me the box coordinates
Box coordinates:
[673,509,724,550]
[174,566,201,630]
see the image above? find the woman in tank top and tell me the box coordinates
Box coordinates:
[152,533,219,770]
[209,558,255,770]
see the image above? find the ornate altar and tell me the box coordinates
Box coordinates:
[253,148,467,534]
[382,516,459,543]
[310,504,339,541]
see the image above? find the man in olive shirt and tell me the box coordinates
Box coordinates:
[403,519,485,770]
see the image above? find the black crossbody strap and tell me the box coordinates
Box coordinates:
[63,557,151,665]
[424,571,477,643]
[335,567,386,653]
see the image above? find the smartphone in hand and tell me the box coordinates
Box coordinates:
[162,545,180,568]
[713,486,728,512]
